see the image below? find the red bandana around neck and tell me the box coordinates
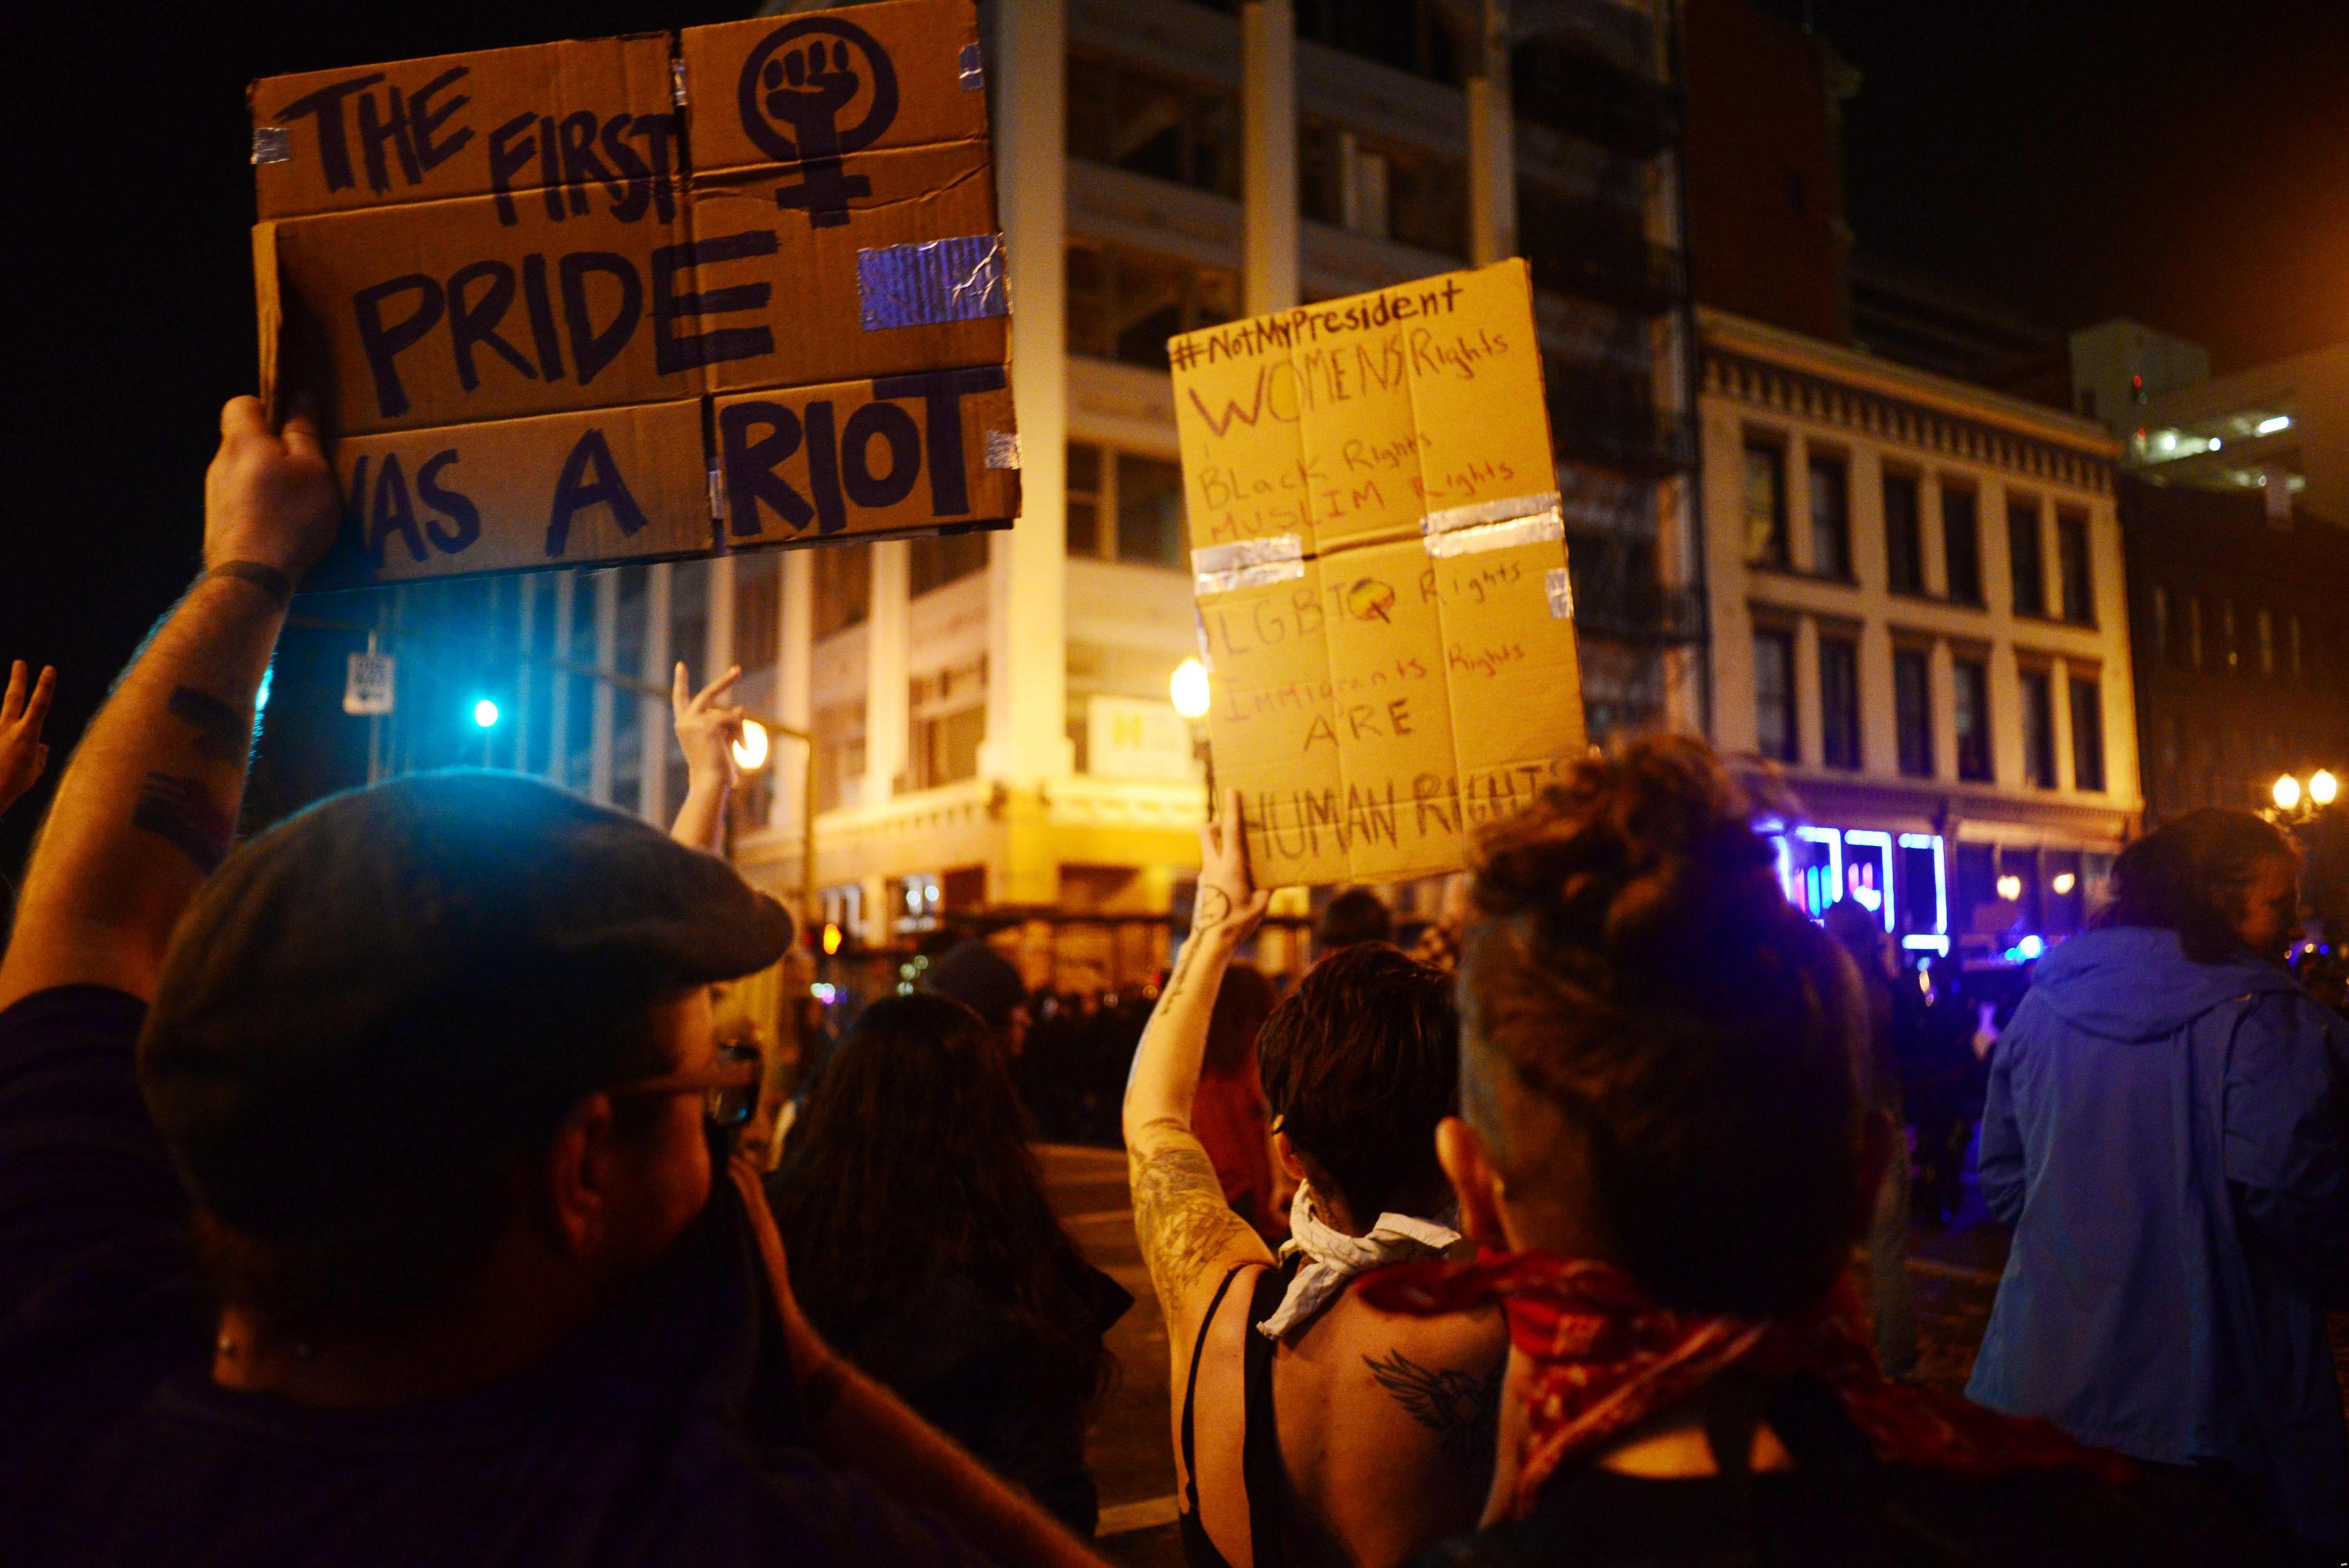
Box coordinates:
[1359,1249,2129,1518]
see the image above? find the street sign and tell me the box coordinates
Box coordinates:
[344,652,396,715]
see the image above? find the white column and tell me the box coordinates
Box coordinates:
[774,549,815,833]
[707,555,738,676]
[514,574,536,773]
[864,541,911,804]
[984,0,1074,822]
[1465,0,1516,266]
[1242,0,1301,313]
[590,569,618,805]
[549,571,574,787]
[639,562,674,825]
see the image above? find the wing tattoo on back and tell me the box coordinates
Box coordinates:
[1362,1348,1504,1463]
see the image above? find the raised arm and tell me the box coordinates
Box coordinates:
[669,662,744,855]
[1125,789,1277,1337]
[0,660,56,820]
[0,398,338,1012]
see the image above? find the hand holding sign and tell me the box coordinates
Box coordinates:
[1192,788,1272,946]
[206,396,342,584]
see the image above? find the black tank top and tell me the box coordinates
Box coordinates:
[1178,1256,1302,1568]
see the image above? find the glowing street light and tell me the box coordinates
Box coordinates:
[2273,773,2303,811]
[731,717,770,771]
[2051,872,2076,896]
[1170,657,1211,719]
[472,697,500,729]
[2310,769,2339,806]
[1996,874,2023,902]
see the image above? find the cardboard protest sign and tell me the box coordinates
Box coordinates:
[247,0,1015,592]
[1173,260,1586,886]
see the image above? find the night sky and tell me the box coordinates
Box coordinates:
[6,0,2348,876]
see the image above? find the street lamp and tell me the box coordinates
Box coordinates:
[1170,657,1211,719]
[1996,874,2023,902]
[2274,773,2303,811]
[2051,872,2076,896]
[472,697,500,730]
[732,718,770,771]
[2311,769,2339,806]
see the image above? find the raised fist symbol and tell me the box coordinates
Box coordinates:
[763,39,860,136]
[737,18,900,227]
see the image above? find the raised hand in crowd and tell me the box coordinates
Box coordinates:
[0,395,336,1009]
[0,660,56,819]
[670,662,746,853]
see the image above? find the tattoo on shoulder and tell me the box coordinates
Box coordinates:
[167,685,249,765]
[1130,1142,1255,1300]
[132,773,233,872]
[1364,1349,1504,1464]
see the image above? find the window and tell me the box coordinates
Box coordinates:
[2069,675,2106,792]
[1299,121,1466,256]
[1819,635,1860,770]
[2288,612,2304,678]
[2019,669,2056,789]
[733,551,781,671]
[1942,486,1982,604]
[1066,53,1238,196]
[1116,454,1188,568]
[2148,585,2168,664]
[1893,648,1934,778]
[2008,502,2045,616]
[1066,239,1241,369]
[1754,630,1797,762]
[2186,595,2205,669]
[1066,445,1103,555]
[907,661,987,791]
[812,541,871,640]
[908,531,989,596]
[2256,608,2275,677]
[1294,0,1465,85]
[1883,473,1923,594]
[2219,600,2238,672]
[1952,656,1991,781]
[2057,513,2094,624]
[1744,442,1788,568]
[1809,456,1850,579]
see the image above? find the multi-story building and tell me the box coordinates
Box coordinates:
[1697,307,2140,950]
[366,0,1704,987]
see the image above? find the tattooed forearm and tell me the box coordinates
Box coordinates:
[166,685,250,764]
[1364,1350,1504,1464]
[1162,885,1235,1005]
[1131,1139,1256,1300]
[131,773,233,872]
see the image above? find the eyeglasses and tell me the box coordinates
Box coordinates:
[612,1041,762,1132]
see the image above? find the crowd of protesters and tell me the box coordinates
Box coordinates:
[0,397,2343,1566]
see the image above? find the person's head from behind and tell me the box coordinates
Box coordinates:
[773,992,1105,1400]
[1203,960,1277,1079]
[1315,886,1393,953]
[139,771,792,1358]
[1441,736,1871,1321]
[923,936,1033,1055]
[2097,808,2300,962]
[1256,943,1458,1230]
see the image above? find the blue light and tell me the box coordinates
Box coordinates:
[254,664,274,716]
[2016,934,2045,960]
[472,698,500,729]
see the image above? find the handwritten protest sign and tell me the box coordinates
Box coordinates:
[248,0,1017,589]
[1171,260,1586,886]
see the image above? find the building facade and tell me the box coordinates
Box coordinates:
[370,0,1702,988]
[1698,308,2140,950]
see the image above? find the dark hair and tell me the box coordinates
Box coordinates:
[1465,735,1863,1320]
[190,990,674,1342]
[2095,808,2296,963]
[768,994,1109,1405]
[1315,888,1393,950]
[1257,943,1458,1221]
[1204,960,1277,1077]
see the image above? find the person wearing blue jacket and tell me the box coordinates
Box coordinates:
[1969,809,2349,1553]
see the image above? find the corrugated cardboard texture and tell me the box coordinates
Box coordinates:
[253,35,677,221]
[1173,261,1586,886]
[314,399,711,587]
[248,0,1012,588]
